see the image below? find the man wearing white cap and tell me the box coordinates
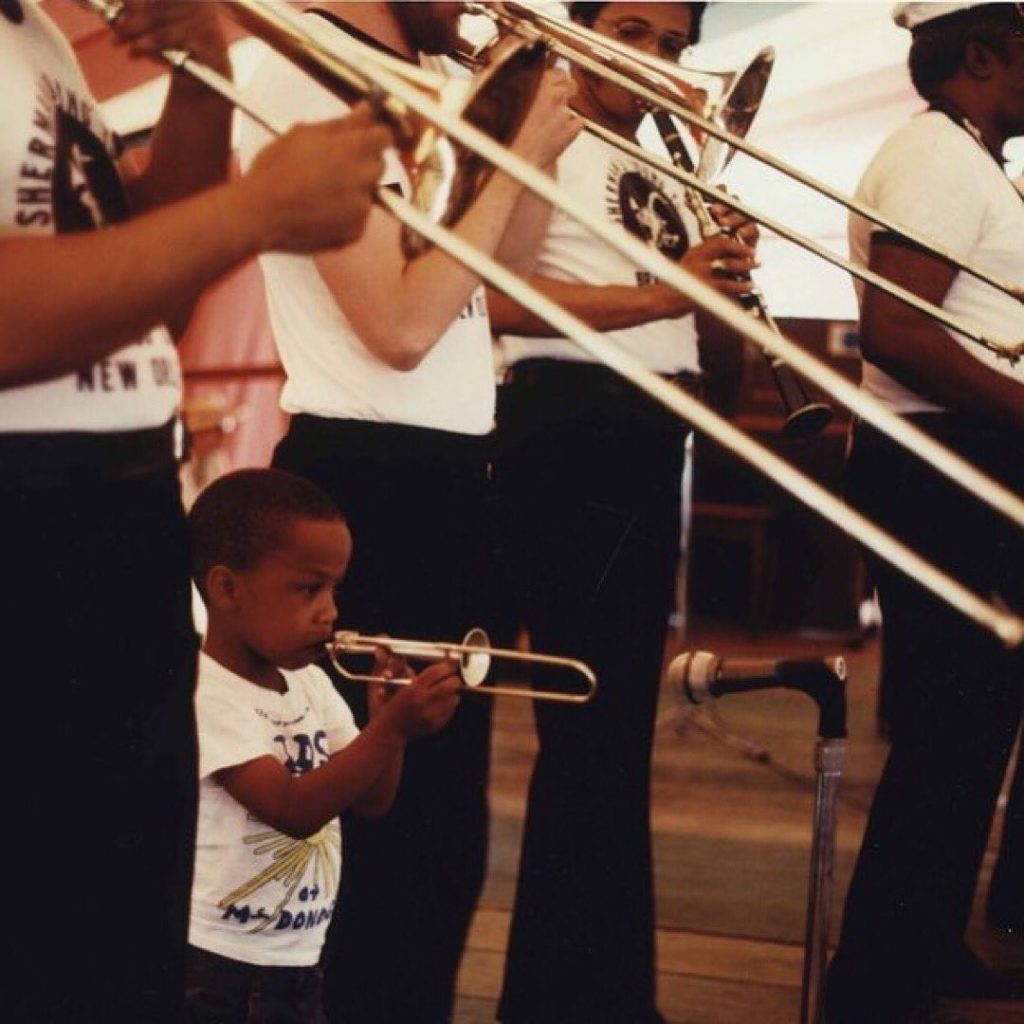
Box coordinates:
[825,4,1024,1021]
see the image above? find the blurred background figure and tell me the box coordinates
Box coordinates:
[179,391,240,510]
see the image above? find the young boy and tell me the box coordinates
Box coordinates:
[185,468,460,1023]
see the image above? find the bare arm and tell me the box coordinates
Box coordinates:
[0,112,389,388]
[487,234,757,337]
[217,722,403,840]
[111,2,234,214]
[217,662,461,839]
[0,187,261,387]
[313,68,580,370]
[488,67,578,274]
[490,170,557,277]
[316,169,535,371]
[861,240,1024,430]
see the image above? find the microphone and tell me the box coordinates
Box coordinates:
[667,651,847,705]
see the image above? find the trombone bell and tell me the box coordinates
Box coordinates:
[326,628,597,704]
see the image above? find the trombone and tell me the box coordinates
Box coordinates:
[79,0,1024,647]
[327,628,598,704]
[455,32,835,437]
[468,0,1024,315]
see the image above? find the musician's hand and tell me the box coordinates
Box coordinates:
[684,233,758,293]
[652,234,758,317]
[240,104,391,254]
[109,0,230,77]
[509,67,582,168]
[710,190,759,249]
[367,644,410,718]
[383,660,461,739]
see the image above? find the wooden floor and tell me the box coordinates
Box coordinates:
[453,623,1024,1024]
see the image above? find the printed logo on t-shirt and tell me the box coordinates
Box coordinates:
[605,159,689,260]
[458,289,488,321]
[217,727,340,937]
[15,73,128,232]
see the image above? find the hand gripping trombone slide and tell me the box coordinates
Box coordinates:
[78,0,1024,648]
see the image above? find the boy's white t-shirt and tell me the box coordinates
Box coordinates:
[189,652,359,967]
[0,0,181,433]
[849,111,1024,414]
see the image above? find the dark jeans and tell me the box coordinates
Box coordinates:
[494,360,690,1024]
[989,736,1023,927]
[273,416,496,1024]
[186,946,327,1024]
[826,416,1024,1023]
[3,441,198,1024]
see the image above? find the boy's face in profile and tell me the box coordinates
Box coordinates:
[231,517,352,671]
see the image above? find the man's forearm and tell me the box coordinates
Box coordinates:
[487,275,679,337]
[127,75,234,214]
[0,183,264,387]
[864,314,1024,430]
[493,167,555,275]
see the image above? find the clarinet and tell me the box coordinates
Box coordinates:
[652,111,833,438]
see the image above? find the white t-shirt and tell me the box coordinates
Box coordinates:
[849,111,1024,414]
[189,652,359,967]
[499,129,701,375]
[0,0,180,433]
[236,13,494,435]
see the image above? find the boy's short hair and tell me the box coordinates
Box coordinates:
[907,4,1024,100]
[189,468,345,594]
[568,2,708,46]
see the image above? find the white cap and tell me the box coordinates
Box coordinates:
[893,3,987,31]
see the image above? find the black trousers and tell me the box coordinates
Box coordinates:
[185,946,327,1024]
[273,416,496,1024]
[826,416,1024,1022]
[989,736,1022,927]
[494,361,690,1024]
[3,449,198,1024]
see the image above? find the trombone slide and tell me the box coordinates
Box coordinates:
[76,0,1024,646]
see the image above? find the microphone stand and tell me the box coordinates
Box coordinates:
[673,656,847,1024]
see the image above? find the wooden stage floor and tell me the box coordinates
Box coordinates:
[452,624,1024,1024]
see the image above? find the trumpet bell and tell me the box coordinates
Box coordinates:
[459,627,491,688]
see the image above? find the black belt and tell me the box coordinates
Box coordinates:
[504,357,704,398]
[0,419,177,489]
[286,414,492,463]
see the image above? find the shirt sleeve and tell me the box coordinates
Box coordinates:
[195,683,275,781]
[307,665,361,753]
[861,118,984,255]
